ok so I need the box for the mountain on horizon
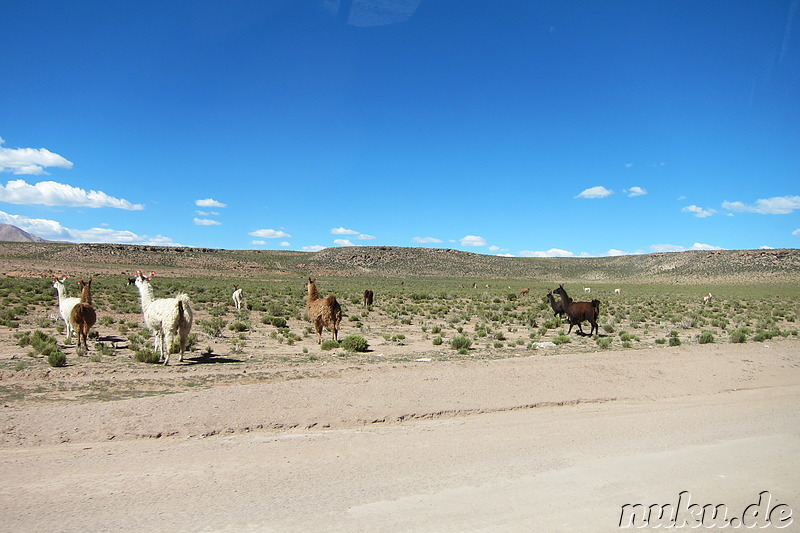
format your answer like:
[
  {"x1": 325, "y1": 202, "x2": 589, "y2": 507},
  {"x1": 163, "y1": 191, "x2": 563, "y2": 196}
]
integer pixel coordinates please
[{"x1": 0, "y1": 224, "x2": 49, "y2": 243}]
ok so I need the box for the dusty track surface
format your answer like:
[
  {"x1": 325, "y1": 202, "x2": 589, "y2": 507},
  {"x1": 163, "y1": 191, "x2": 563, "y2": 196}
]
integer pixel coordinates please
[{"x1": 2, "y1": 339, "x2": 799, "y2": 532}]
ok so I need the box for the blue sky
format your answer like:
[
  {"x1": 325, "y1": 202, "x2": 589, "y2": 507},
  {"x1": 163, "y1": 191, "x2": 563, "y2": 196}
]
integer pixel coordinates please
[{"x1": 1, "y1": 0, "x2": 798, "y2": 257}]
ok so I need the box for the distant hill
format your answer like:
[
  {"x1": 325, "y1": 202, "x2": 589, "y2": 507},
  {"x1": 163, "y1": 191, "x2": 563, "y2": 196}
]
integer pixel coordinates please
[
  {"x1": 0, "y1": 242, "x2": 798, "y2": 284},
  {"x1": 0, "y1": 224, "x2": 49, "y2": 243}
]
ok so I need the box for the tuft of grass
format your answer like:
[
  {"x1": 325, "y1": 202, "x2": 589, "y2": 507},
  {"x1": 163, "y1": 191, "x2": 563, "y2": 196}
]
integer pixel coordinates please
[
  {"x1": 47, "y1": 350, "x2": 67, "y2": 367},
  {"x1": 552, "y1": 333, "x2": 571, "y2": 345},
  {"x1": 450, "y1": 336, "x2": 472, "y2": 351},
  {"x1": 729, "y1": 329, "x2": 747, "y2": 343},
  {"x1": 320, "y1": 340, "x2": 340, "y2": 351},
  {"x1": 341, "y1": 335, "x2": 369, "y2": 352},
  {"x1": 698, "y1": 331, "x2": 715, "y2": 344},
  {"x1": 134, "y1": 348, "x2": 161, "y2": 364}
]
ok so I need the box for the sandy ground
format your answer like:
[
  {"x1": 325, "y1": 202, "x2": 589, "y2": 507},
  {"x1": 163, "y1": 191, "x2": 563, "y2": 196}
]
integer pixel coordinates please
[{"x1": 1, "y1": 338, "x2": 799, "y2": 532}]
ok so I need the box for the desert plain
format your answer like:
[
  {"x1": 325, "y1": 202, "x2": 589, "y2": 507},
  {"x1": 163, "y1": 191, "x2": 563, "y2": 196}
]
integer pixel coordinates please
[{"x1": 0, "y1": 244, "x2": 798, "y2": 532}]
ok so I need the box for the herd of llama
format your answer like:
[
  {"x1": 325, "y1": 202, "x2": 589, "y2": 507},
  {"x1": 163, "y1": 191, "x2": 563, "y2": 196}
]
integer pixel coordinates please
[
  {"x1": 49, "y1": 272, "x2": 348, "y2": 365},
  {"x1": 47, "y1": 271, "x2": 671, "y2": 365}
]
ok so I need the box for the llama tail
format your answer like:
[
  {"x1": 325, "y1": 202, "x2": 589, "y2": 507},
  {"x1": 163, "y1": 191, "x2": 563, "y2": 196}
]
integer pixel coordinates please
[
  {"x1": 175, "y1": 294, "x2": 193, "y2": 328},
  {"x1": 591, "y1": 299, "x2": 600, "y2": 310}
]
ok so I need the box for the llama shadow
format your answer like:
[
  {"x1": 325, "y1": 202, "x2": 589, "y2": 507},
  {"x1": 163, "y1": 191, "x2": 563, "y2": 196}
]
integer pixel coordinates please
[{"x1": 182, "y1": 352, "x2": 243, "y2": 365}]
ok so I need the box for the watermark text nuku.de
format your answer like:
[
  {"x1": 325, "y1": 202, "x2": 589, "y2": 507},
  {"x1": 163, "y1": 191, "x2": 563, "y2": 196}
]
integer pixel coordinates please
[{"x1": 619, "y1": 491, "x2": 793, "y2": 529}]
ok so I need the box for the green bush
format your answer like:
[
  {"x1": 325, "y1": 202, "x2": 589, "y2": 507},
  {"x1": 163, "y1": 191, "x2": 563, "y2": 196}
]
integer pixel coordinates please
[
  {"x1": 199, "y1": 317, "x2": 226, "y2": 337},
  {"x1": 698, "y1": 331, "x2": 715, "y2": 344},
  {"x1": 450, "y1": 336, "x2": 472, "y2": 351},
  {"x1": 432, "y1": 336, "x2": 443, "y2": 346},
  {"x1": 269, "y1": 316, "x2": 287, "y2": 328},
  {"x1": 596, "y1": 337, "x2": 612, "y2": 349},
  {"x1": 341, "y1": 335, "x2": 369, "y2": 352},
  {"x1": 320, "y1": 340, "x2": 340, "y2": 351},
  {"x1": 229, "y1": 321, "x2": 249, "y2": 333},
  {"x1": 134, "y1": 348, "x2": 161, "y2": 364},
  {"x1": 552, "y1": 333, "x2": 571, "y2": 345},
  {"x1": 729, "y1": 329, "x2": 748, "y2": 343},
  {"x1": 47, "y1": 350, "x2": 67, "y2": 367},
  {"x1": 668, "y1": 335, "x2": 681, "y2": 347}
]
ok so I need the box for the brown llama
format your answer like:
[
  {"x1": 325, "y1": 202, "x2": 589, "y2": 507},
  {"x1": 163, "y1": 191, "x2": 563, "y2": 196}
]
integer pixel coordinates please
[
  {"x1": 306, "y1": 277, "x2": 342, "y2": 344},
  {"x1": 553, "y1": 284, "x2": 600, "y2": 336},
  {"x1": 363, "y1": 289, "x2": 374, "y2": 307},
  {"x1": 546, "y1": 289, "x2": 566, "y2": 318},
  {"x1": 518, "y1": 288, "x2": 530, "y2": 297},
  {"x1": 70, "y1": 279, "x2": 97, "y2": 352}
]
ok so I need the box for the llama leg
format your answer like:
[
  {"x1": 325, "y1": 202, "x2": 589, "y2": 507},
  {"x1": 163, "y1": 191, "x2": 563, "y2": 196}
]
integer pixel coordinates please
[{"x1": 177, "y1": 333, "x2": 186, "y2": 362}]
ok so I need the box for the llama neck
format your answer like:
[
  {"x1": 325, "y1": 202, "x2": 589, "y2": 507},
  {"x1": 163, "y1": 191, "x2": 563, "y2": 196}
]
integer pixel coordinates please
[
  {"x1": 136, "y1": 282, "x2": 155, "y2": 309},
  {"x1": 54, "y1": 282, "x2": 67, "y2": 302},
  {"x1": 80, "y1": 285, "x2": 92, "y2": 305},
  {"x1": 307, "y1": 283, "x2": 319, "y2": 303}
]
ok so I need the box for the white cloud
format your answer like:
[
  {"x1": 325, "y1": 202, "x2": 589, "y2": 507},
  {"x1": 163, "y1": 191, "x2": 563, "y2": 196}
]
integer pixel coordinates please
[
  {"x1": 303, "y1": 245, "x2": 326, "y2": 252},
  {"x1": 412, "y1": 236, "x2": 443, "y2": 244},
  {"x1": 0, "y1": 179, "x2": 144, "y2": 210},
  {"x1": 722, "y1": 196, "x2": 800, "y2": 215},
  {"x1": 358, "y1": 233, "x2": 376, "y2": 240},
  {"x1": 650, "y1": 242, "x2": 724, "y2": 253},
  {"x1": 496, "y1": 253, "x2": 515, "y2": 257},
  {"x1": 460, "y1": 235, "x2": 487, "y2": 247},
  {"x1": 682, "y1": 205, "x2": 716, "y2": 218},
  {"x1": 194, "y1": 218, "x2": 221, "y2": 226},
  {"x1": 249, "y1": 228, "x2": 291, "y2": 238},
  {"x1": 195, "y1": 210, "x2": 219, "y2": 216},
  {"x1": 334, "y1": 238, "x2": 355, "y2": 246},
  {"x1": 575, "y1": 186, "x2": 613, "y2": 199},
  {"x1": 331, "y1": 227, "x2": 359, "y2": 235},
  {"x1": 279, "y1": 241, "x2": 290, "y2": 247},
  {"x1": 251, "y1": 240, "x2": 266, "y2": 245},
  {"x1": 519, "y1": 248, "x2": 574, "y2": 258},
  {"x1": 625, "y1": 163, "x2": 634, "y2": 168},
  {"x1": 690, "y1": 242, "x2": 724, "y2": 251},
  {"x1": 195, "y1": 198, "x2": 227, "y2": 208},
  {"x1": 0, "y1": 139, "x2": 73, "y2": 175},
  {"x1": 651, "y1": 244, "x2": 685, "y2": 253},
  {"x1": 625, "y1": 186, "x2": 647, "y2": 197},
  {"x1": 606, "y1": 249, "x2": 629, "y2": 256},
  {"x1": 488, "y1": 245, "x2": 507, "y2": 253},
  {"x1": 0, "y1": 209, "x2": 179, "y2": 245},
  {"x1": 793, "y1": 229, "x2": 800, "y2": 237}
]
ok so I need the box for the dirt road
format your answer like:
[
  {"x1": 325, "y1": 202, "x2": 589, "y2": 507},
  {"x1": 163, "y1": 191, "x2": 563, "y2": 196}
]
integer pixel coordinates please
[{"x1": 2, "y1": 340, "x2": 799, "y2": 532}]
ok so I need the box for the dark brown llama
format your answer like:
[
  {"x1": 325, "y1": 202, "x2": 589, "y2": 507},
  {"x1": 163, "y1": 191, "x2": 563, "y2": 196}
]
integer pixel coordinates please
[
  {"x1": 546, "y1": 289, "x2": 566, "y2": 318},
  {"x1": 70, "y1": 279, "x2": 97, "y2": 351},
  {"x1": 363, "y1": 289, "x2": 374, "y2": 307},
  {"x1": 306, "y1": 277, "x2": 342, "y2": 344},
  {"x1": 518, "y1": 288, "x2": 530, "y2": 297},
  {"x1": 552, "y1": 284, "x2": 600, "y2": 336}
]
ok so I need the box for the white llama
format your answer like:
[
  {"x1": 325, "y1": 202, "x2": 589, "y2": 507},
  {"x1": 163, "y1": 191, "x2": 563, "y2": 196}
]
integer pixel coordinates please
[
  {"x1": 130, "y1": 271, "x2": 194, "y2": 365},
  {"x1": 52, "y1": 276, "x2": 81, "y2": 342},
  {"x1": 232, "y1": 284, "x2": 243, "y2": 311}
]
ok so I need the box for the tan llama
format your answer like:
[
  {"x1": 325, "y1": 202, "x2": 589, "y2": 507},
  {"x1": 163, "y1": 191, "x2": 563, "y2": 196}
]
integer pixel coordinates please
[{"x1": 306, "y1": 277, "x2": 342, "y2": 344}]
